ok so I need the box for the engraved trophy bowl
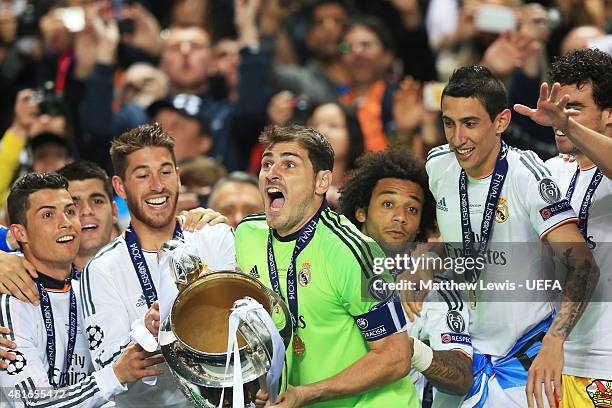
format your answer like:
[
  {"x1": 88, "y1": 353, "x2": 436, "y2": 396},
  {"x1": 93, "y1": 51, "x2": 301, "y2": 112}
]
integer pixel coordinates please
[{"x1": 159, "y1": 245, "x2": 292, "y2": 408}]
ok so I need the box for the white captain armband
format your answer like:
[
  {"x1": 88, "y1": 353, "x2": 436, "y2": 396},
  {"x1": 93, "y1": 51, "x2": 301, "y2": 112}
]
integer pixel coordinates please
[{"x1": 353, "y1": 300, "x2": 406, "y2": 342}]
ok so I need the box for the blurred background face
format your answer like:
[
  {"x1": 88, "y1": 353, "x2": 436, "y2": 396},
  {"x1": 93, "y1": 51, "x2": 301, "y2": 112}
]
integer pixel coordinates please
[
  {"x1": 153, "y1": 107, "x2": 210, "y2": 162},
  {"x1": 32, "y1": 144, "x2": 71, "y2": 173},
  {"x1": 309, "y1": 103, "x2": 349, "y2": 161},
  {"x1": 307, "y1": 3, "x2": 348, "y2": 59},
  {"x1": 30, "y1": 114, "x2": 66, "y2": 137},
  {"x1": 560, "y1": 26, "x2": 605, "y2": 56},
  {"x1": 209, "y1": 181, "x2": 263, "y2": 228},
  {"x1": 121, "y1": 64, "x2": 169, "y2": 108},
  {"x1": 171, "y1": 0, "x2": 209, "y2": 27},
  {"x1": 342, "y1": 25, "x2": 393, "y2": 86},
  {"x1": 211, "y1": 39, "x2": 240, "y2": 90},
  {"x1": 160, "y1": 26, "x2": 211, "y2": 91}
]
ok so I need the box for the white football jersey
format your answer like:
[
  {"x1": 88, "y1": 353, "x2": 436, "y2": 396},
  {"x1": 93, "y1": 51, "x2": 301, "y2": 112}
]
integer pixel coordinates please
[
  {"x1": 427, "y1": 145, "x2": 577, "y2": 358},
  {"x1": 407, "y1": 275, "x2": 472, "y2": 408},
  {"x1": 0, "y1": 280, "x2": 126, "y2": 407},
  {"x1": 80, "y1": 223, "x2": 236, "y2": 408},
  {"x1": 546, "y1": 157, "x2": 612, "y2": 379}
]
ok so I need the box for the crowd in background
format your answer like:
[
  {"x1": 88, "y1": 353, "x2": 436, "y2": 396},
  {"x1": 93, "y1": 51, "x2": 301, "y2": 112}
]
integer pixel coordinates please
[{"x1": 0, "y1": 0, "x2": 611, "y2": 226}]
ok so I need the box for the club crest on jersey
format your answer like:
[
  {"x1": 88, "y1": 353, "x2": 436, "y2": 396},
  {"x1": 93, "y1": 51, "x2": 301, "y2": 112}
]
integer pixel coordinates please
[
  {"x1": 538, "y1": 178, "x2": 561, "y2": 204},
  {"x1": 586, "y1": 379, "x2": 612, "y2": 407},
  {"x1": 446, "y1": 310, "x2": 465, "y2": 333},
  {"x1": 298, "y1": 261, "x2": 311, "y2": 286},
  {"x1": 495, "y1": 196, "x2": 509, "y2": 223}
]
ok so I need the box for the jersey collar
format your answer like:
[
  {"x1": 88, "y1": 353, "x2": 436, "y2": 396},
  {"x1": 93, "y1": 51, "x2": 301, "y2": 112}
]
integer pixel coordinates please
[{"x1": 36, "y1": 272, "x2": 72, "y2": 292}]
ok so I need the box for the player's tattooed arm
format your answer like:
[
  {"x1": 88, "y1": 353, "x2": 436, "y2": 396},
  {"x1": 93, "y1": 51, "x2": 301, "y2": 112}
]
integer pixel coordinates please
[
  {"x1": 526, "y1": 228, "x2": 599, "y2": 408},
  {"x1": 549, "y1": 245, "x2": 599, "y2": 339},
  {"x1": 423, "y1": 350, "x2": 473, "y2": 395}
]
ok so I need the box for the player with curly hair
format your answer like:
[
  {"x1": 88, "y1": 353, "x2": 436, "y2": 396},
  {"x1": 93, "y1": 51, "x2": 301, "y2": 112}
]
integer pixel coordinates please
[
  {"x1": 515, "y1": 48, "x2": 612, "y2": 408},
  {"x1": 339, "y1": 149, "x2": 474, "y2": 407},
  {"x1": 338, "y1": 148, "x2": 436, "y2": 244}
]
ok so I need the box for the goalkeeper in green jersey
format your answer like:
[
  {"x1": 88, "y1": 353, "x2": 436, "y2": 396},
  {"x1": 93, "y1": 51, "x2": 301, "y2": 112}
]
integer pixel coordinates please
[{"x1": 235, "y1": 125, "x2": 420, "y2": 408}]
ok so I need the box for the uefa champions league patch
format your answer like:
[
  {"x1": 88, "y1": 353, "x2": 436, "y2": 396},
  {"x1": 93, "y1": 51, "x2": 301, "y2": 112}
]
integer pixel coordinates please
[
  {"x1": 445, "y1": 310, "x2": 466, "y2": 333},
  {"x1": 5, "y1": 350, "x2": 26, "y2": 375},
  {"x1": 539, "y1": 199, "x2": 573, "y2": 221},
  {"x1": 86, "y1": 325, "x2": 104, "y2": 351},
  {"x1": 538, "y1": 178, "x2": 562, "y2": 204},
  {"x1": 441, "y1": 333, "x2": 472, "y2": 346}
]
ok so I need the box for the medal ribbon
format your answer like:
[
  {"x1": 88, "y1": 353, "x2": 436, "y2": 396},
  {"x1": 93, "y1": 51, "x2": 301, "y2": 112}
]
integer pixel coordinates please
[
  {"x1": 267, "y1": 211, "x2": 321, "y2": 331},
  {"x1": 459, "y1": 141, "x2": 509, "y2": 284},
  {"x1": 36, "y1": 266, "x2": 78, "y2": 388},
  {"x1": 125, "y1": 220, "x2": 183, "y2": 308},
  {"x1": 565, "y1": 166, "x2": 603, "y2": 239}
]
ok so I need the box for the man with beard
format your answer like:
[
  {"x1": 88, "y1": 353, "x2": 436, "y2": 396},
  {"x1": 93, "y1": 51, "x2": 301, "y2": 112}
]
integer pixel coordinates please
[
  {"x1": 0, "y1": 173, "x2": 164, "y2": 407},
  {"x1": 339, "y1": 149, "x2": 473, "y2": 407},
  {"x1": 80, "y1": 124, "x2": 236, "y2": 407},
  {"x1": 0, "y1": 160, "x2": 225, "y2": 305},
  {"x1": 236, "y1": 125, "x2": 419, "y2": 407},
  {"x1": 514, "y1": 48, "x2": 612, "y2": 408}
]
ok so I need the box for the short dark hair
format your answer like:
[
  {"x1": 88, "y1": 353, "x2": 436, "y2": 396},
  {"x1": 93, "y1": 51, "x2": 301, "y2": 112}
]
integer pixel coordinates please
[
  {"x1": 7, "y1": 173, "x2": 69, "y2": 226},
  {"x1": 310, "y1": 0, "x2": 353, "y2": 18},
  {"x1": 342, "y1": 15, "x2": 395, "y2": 53},
  {"x1": 110, "y1": 123, "x2": 176, "y2": 179},
  {"x1": 549, "y1": 48, "x2": 612, "y2": 110},
  {"x1": 58, "y1": 160, "x2": 114, "y2": 201},
  {"x1": 443, "y1": 66, "x2": 508, "y2": 121},
  {"x1": 259, "y1": 125, "x2": 335, "y2": 174},
  {"x1": 338, "y1": 149, "x2": 436, "y2": 242},
  {"x1": 29, "y1": 133, "x2": 72, "y2": 157}
]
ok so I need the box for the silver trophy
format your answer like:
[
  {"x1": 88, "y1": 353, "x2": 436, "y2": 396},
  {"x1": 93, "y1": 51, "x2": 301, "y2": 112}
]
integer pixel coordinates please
[{"x1": 158, "y1": 240, "x2": 292, "y2": 408}]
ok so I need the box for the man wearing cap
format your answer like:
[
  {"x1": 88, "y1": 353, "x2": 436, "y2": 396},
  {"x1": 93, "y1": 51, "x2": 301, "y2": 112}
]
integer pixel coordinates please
[{"x1": 147, "y1": 94, "x2": 212, "y2": 163}]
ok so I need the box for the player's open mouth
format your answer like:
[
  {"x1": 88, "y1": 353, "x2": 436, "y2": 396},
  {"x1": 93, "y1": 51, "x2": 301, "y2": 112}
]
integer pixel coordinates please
[
  {"x1": 56, "y1": 235, "x2": 76, "y2": 244},
  {"x1": 81, "y1": 223, "x2": 98, "y2": 232},
  {"x1": 267, "y1": 187, "x2": 285, "y2": 211},
  {"x1": 455, "y1": 147, "x2": 475, "y2": 159},
  {"x1": 555, "y1": 130, "x2": 567, "y2": 139}
]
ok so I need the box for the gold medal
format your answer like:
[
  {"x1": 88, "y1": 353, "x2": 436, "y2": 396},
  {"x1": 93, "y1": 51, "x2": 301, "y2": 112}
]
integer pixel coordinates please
[
  {"x1": 292, "y1": 334, "x2": 305, "y2": 356},
  {"x1": 469, "y1": 289, "x2": 477, "y2": 310}
]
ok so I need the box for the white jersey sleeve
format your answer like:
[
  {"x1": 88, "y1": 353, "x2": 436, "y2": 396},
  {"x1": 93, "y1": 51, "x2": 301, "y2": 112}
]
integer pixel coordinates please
[
  {"x1": 513, "y1": 150, "x2": 578, "y2": 238},
  {"x1": 80, "y1": 241, "x2": 132, "y2": 370},
  {"x1": 426, "y1": 145, "x2": 454, "y2": 202},
  {"x1": 417, "y1": 277, "x2": 472, "y2": 356},
  {"x1": 0, "y1": 295, "x2": 125, "y2": 407},
  {"x1": 184, "y1": 223, "x2": 237, "y2": 272}
]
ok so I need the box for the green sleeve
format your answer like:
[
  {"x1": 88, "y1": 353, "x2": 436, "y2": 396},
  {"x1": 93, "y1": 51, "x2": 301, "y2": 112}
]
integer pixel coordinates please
[{"x1": 330, "y1": 238, "x2": 393, "y2": 317}]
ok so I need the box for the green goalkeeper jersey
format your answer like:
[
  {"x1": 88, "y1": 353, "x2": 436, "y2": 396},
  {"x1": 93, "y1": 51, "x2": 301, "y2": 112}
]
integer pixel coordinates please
[{"x1": 235, "y1": 207, "x2": 419, "y2": 408}]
